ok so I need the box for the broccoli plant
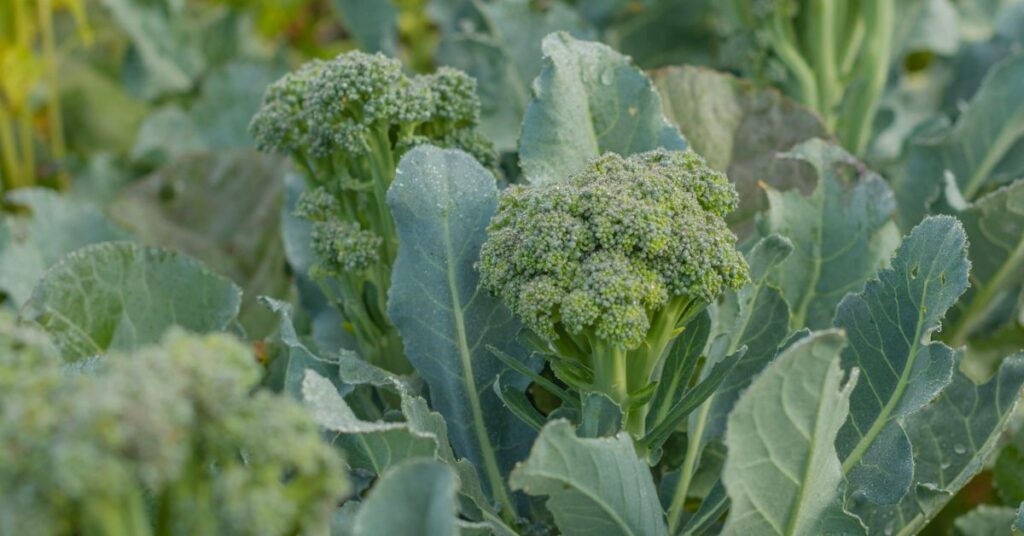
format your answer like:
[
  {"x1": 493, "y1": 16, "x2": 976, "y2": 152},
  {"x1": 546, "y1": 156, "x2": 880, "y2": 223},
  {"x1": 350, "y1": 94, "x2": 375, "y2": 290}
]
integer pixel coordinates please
[
  {"x1": 250, "y1": 51, "x2": 496, "y2": 373},
  {"x1": 716, "y1": 0, "x2": 893, "y2": 155},
  {"x1": 0, "y1": 319, "x2": 347, "y2": 536},
  {"x1": 478, "y1": 149, "x2": 749, "y2": 437}
]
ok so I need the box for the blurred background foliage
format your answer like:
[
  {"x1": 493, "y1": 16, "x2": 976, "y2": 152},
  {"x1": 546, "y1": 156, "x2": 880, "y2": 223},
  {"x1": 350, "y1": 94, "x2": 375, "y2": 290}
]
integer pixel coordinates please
[{"x1": 1, "y1": 2, "x2": 1023, "y2": 533}]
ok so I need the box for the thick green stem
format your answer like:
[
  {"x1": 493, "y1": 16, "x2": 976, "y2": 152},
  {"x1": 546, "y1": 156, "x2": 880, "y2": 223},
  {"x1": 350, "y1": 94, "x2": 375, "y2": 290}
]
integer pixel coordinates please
[
  {"x1": 809, "y1": 0, "x2": 840, "y2": 127},
  {"x1": 768, "y1": 9, "x2": 820, "y2": 112},
  {"x1": 838, "y1": 0, "x2": 893, "y2": 155},
  {"x1": 593, "y1": 339, "x2": 629, "y2": 407}
]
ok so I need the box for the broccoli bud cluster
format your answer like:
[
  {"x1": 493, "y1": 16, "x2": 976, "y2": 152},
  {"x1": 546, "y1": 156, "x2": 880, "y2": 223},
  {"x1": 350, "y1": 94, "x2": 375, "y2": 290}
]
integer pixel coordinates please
[
  {"x1": 250, "y1": 51, "x2": 496, "y2": 175},
  {"x1": 479, "y1": 149, "x2": 748, "y2": 349},
  {"x1": 250, "y1": 51, "x2": 497, "y2": 374},
  {"x1": 0, "y1": 319, "x2": 347, "y2": 535}
]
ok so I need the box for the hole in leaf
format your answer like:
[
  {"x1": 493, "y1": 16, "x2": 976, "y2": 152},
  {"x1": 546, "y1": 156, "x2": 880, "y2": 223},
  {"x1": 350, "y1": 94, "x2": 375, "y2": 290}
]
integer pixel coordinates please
[{"x1": 910, "y1": 265, "x2": 919, "y2": 279}]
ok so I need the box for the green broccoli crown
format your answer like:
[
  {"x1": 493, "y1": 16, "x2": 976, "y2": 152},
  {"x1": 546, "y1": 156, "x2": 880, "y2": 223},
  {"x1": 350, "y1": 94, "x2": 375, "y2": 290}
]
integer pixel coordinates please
[
  {"x1": 0, "y1": 325, "x2": 347, "y2": 535},
  {"x1": 250, "y1": 50, "x2": 491, "y2": 163},
  {"x1": 478, "y1": 149, "x2": 749, "y2": 348}
]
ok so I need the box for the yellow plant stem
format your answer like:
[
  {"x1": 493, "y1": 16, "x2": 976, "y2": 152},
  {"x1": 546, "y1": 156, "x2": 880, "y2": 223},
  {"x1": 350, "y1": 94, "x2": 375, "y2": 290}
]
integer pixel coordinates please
[
  {"x1": 17, "y1": 107, "x2": 34, "y2": 186},
  {"x1": 38, "y1": 0, "x2": 69, "y2": 188},
  {"x1": 0, "y1": 105, "x2": 24, "y2": 188}
]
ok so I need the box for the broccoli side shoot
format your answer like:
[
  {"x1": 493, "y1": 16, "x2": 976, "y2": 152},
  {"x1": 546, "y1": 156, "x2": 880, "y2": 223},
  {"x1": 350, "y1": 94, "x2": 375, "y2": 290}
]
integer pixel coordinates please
[
  {"x1": 0, "y1": 321, "x2": 347, "y2": 536},
  {"x1": 250, "y1": 51, "x2": 496, "y2": 374},
  {"x1": 478, "y1": 149, "x2": 748, "y2": 436}
]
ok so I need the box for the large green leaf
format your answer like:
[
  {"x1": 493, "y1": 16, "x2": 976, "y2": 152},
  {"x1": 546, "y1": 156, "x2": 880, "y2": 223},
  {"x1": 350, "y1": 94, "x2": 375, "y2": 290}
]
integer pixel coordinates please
[
  {"x1": 946, "y1": 179, "x2": 1024, "y2": 345},
  {"x1": 435, "y1": 0, "x2": 594, "y2": 151},
  {"x1": 701, "y1": 234, "x2": 794, "y2": 448},
  {"x1": 854, "y1": 353, "x2": 1024, "y2": 534},
  {"x1": 896, "y1": 53, "x2": 1024, "y2": 225},
  {"x1": 387, "y1": 146, "x2": 537, "y2": 506},
  {"x1": 261, "y1": 298, "x2": 347, "y2": 400},
  {"x1": 111, "y1": 151, "x2": 291, "y2": 338},
  {"x1": 330, "y1": 351, "x2": 498, "y2": 527},
  {"x1": 995, "y1": 428, "x2": 1024, "y2": 505},
  {"x1": 761, "y1": 139, "x2": 901, "y2": 329},
  {"x1": 331, "y1": 0, "x2": 397, "y2": 54},
  {"x1": 131, "y1": 61, "x2": 281, "y2": 164},
  {"x1": 518, "y1": 32, "x2": 686, "y2": 184},
  {"x1": 301, "y1": 370, "x2": 438, "y2": 476},
  {"x1": 99, "y1": 0, "x2": 206, "y2": 97},
  {"x1": 650, "y1": 66, "x2": 828, "y2": 233},
  {"x1": 0, "y1": 189, "x2": 128, "y2": 307},
  {"x1": 602, "y1": 0, "x2": 716, "y2": 69},
  {"x1": 23, "y1": 242, "x2": 241, "y2": 360},
  {"x1": 510, "y1": 419, "x2": 668, "y2": 536},
  {"x1": 955, "y1": 506, "x2": 1021, "y2": 536},
  {"x1": 722, "y1": 330, "x2": 863, "y2": 536},
  {"x1": 835, "y1": 216, "x2": 969, "y2": 504},
  {"x1": 352, "y1": 460, "x2": 460, "y2": 536},
  {"x1": 662, "y1": 237, "x2": 796, "y2": 533}
]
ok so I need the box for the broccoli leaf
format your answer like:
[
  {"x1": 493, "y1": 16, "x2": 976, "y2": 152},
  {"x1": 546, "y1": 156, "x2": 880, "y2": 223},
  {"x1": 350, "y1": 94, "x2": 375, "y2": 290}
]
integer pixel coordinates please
[
  {"x1": 436, "y1": 0, "x2": 595, "y2": 151},
  {"x1": 762, "y1": 139, "x2": 901, "y2": 329},
  {"x1": 261, "y1": 298, "x2": 348, "y2": 400},
  {"x1": 834, "y1": 216, "x2": 968, "y2": 505},
  {"x1": 721, "y1": 330, "x2": 864, "y2": 536},
  {"x1": 331, "y1": 0, "x2": 398, "y2": 55},
  {"x1": 954, "y1": 506, "x2": 1021, "y2": 536},
  {"x1": 519, "y1": 32, "x2": 686, "y2": 184},
  {"x1": 854, "y1": 352, "x2": 1024, "y2": 534},
  {"x1": 895, "y1": 53, "x2": 1024, "y2": 226},
  {"x1": 650, "y1": 66, "x2": 827, "y2": 234},
  {"x1": 111, "y1": 151, "x2": 291, "y2": 338},
  {"x1": 301, "y1": 370, "x2": 439, "y2": 476},
  {"x1": 995, "y1": 427, "x2": 1024, "y2": 505},
  {"x1": 24, "y1": 242, "x2": 241, "y2": 360},
  {"x1": 946, "y1": 179, "x2": 1024, "y2": 345},
  {"x1": 0, "y1": 188, "x2": 128, "y2": 307},
  {"x1": 352, "y1": 460, "x2": 460, "y2": 536},
  {"x1": 387, "y1": 146, "x2": 538, "y2": 508},
  {"x1": 510, "y1": 419, "x2": 668, "y2": 536},
  {"x1": 700, "y1": 234, "x2": 794, "y2": 449}
]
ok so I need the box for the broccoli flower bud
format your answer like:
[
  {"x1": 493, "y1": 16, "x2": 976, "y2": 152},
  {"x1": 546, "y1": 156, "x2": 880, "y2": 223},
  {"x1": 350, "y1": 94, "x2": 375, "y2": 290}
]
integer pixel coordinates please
[{"x1": 478, "y1": 149, "x2": 748, "y2": 435}]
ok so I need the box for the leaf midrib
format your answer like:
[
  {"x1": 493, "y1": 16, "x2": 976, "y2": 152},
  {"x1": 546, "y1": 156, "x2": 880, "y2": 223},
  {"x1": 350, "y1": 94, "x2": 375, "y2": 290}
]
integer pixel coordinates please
[
  {"x1": 440, "y1": 197, "x2": 511, "y2": 512},
  {"x1": 841, "y1": 261, "x2": 933, "y2": 475}
]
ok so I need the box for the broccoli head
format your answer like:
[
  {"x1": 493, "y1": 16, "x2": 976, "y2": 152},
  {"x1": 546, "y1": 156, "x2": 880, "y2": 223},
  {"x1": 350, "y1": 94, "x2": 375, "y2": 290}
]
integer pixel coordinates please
[
  {"x1": 250, "y1": 51, "x2": 497, "y2": 374},
  {"x1": 478, "y1": 149, "x2": 748, "y2": 434},
  {"x1": 0, "y1": 321, "x2": 347, "y2": 536}
]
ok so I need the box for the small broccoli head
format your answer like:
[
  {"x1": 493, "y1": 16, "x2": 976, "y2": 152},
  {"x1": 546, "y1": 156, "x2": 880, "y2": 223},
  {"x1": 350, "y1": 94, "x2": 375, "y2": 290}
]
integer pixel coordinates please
[
  {"x1": 478, "y1": 149, "x2": 749, "y2": 350},
  {"x1": 0, "y1": 325, "x2": 347, "y2": 535},
  {"x1": 249, "y1": 50, "x2": 494, "y2": 167},
  {"x1": 297, "y1": 187, "x2": 383, "y2": 276}
]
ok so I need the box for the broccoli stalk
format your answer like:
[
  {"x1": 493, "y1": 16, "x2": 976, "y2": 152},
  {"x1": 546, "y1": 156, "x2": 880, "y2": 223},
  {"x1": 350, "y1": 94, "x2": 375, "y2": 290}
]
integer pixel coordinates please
[
  {"x1": 478, "y1": 150, "x2": 749, "y2": 437},
  {"x1": 719, "y1": 0, "x2": 894, "y2": 155},
  {"x1": 250, "y1": 52, "x2": 496, "y2": 373},
  {"x1": 0, "y1": 321, "x2": 348, "y2": 536}
]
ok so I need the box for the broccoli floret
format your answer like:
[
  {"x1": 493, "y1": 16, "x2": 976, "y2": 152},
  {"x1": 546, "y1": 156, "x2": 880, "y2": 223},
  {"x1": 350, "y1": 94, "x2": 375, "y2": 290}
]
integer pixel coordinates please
[
  {"x1": 478, "y1": 149, "x2": 748, "y2": 435},
  {"x1": 0, "y1": 320, "x2": 347, "y2": 536},
  {"x1": 250, "y1": 51, "x2": 497, "y2": 374}
]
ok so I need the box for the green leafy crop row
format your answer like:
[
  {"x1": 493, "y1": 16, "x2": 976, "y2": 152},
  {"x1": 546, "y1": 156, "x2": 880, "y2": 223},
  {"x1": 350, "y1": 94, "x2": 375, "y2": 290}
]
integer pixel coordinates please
[{"x1": 2, "y1": 1, "x2": 1024, "y2": 535}]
